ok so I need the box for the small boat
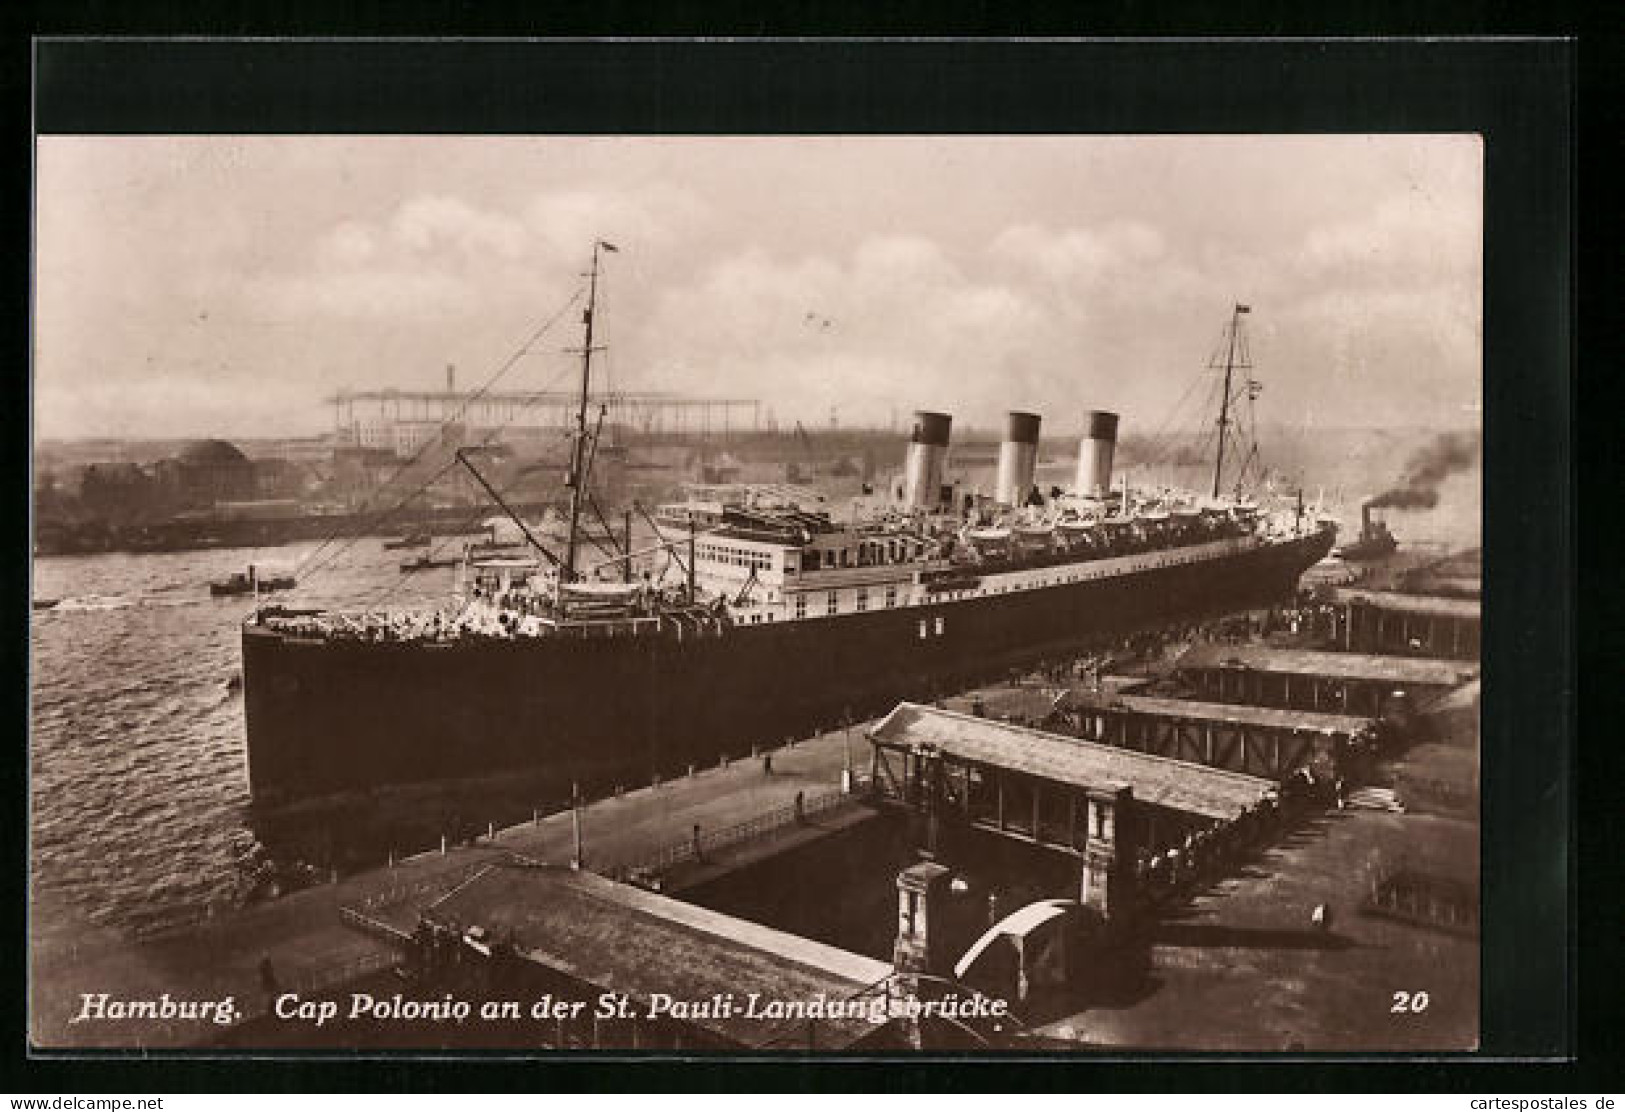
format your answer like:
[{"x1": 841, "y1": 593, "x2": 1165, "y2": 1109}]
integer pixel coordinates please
[
  {"x1": 32, "y1": 597, "x2": 60, "y2": 611},
  {"x1": 383, "y1": 533, "x2": 431, "y2": 550},
  {"x1": 400, "y1": 554, "x2": 459, "y2": 573},
  {"x1": 210, "y1": 566, "x2": 296, "y2": 597},
  {"x1": 468, "y1": 540, "x2": 526, "y2": 559}
]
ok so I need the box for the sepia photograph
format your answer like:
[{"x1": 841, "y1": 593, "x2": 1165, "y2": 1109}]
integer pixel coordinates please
[{"x1": 31, "y1": 131, "x2": 1486, "y2": 1054}]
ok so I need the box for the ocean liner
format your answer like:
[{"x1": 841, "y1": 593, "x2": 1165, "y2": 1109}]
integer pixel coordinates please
[{"x1": 241, "y1": 245, "x2": 1336, "y2": 804}]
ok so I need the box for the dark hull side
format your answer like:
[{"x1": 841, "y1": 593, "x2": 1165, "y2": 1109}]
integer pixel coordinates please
[{"x1": 242, "y1": 531, "x2": 1333, "y2": 804}]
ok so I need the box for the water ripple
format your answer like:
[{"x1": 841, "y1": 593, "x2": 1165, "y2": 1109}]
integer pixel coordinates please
[{"x1": 32, "y1": 541, "x2": 454, "y2": 937}]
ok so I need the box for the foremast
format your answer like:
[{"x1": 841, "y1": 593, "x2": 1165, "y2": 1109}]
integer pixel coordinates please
[{"x1": 560, "y1": 240, "x2": 618, "y2": 603}]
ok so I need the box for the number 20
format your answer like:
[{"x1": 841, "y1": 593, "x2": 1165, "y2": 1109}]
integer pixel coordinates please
[{"x1": 1391, "y1": 990, "x2": 1430, "y2": 1013}]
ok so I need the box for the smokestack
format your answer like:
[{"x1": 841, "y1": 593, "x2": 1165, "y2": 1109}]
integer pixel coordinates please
[
  {"x1": 903, "y1": 411, "x2": 953, "y2": 509},
  {"x1": 1076, "y1": 410, "x2": 1120, "y2": 497},
  {"x1": 1362, "y1": 502, "x2": 1373, "y2": 539},
  {"x1": 995, "y1": 411, "x2": 1042, "y2": 506},
  {"x1": 446, "y1": 363, "x2": 456, "y2": 394}
]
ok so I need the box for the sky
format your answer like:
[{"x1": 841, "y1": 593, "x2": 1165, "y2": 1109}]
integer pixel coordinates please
[{"x1": 33, "y1": 135, "x2": 1482, "y2": 442}]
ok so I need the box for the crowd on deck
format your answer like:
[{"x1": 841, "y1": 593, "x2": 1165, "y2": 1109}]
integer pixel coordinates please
[
  {"x1": 255, "y1": 582, "x2": 712, "y2": 643},
  {"x1": 258, "y1": 605, "x2": 519, "y2": 643}
]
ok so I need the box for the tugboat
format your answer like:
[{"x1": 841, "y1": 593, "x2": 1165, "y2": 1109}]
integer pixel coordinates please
[
  {"x1": 211, "y1": 565, "x2": 296, "y2": 597},
  {"x1": 399, "y1": 552, "x2": 460, "y2": 573},
  {"x1": 1332, "y1": 504, "x2": 1399, "y2": 561}
]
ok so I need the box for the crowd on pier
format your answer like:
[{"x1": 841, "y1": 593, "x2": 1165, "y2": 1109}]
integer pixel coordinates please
[{"x1": 1134, "y1": 767, "x2": 1341, "y2": 906}]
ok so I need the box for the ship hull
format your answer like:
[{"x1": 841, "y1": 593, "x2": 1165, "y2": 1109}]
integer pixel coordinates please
[{"x1": 242, "y1": 530, "x2": 1333, "y2": 804}]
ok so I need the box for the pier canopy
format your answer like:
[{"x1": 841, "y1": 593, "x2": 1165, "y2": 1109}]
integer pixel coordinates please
[
  {"x1": 1177, "y1": 643, "x2": 1477, "y2": 688},
  {"x1": 1090, "y1": 693, "x2": 1373, "y2": 737},
  {"x1": 868, "y1": 704, "x2": 1276, "y2": 922},
  {"x1": 1333, "y1": 589, "x2": 1481, "y2": 620},
  {"x1": 869, "y1": 703, "x2": 1272, "y2": 822},
  {"x1": 1174, "y1": 642, "x2": 1477, "y2": 718},
  {"x1": 426, "y1": 864, "x2": 889, "y2": 1049},
  {"x1": 1330, "y1": 588, "x2": 1481, "y2": 660},
  {"x1": 1060, "y1": 693, "x2": 1375, "y2": 782}
]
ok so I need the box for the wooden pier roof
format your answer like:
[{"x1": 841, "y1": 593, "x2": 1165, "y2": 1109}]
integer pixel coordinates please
[
  {"x1": 429, "y1": 864, "x2": 889, "y2": 1049},
  {"x1": 869, "y1": 704, "x2": 1274, "y2": 820},
  {"x1": 1333, "y1": 588, "x2": 1481, "y2": 619},
  {"x1": 1085, "y1": 693, "x2": 1374, "y2": 736}
]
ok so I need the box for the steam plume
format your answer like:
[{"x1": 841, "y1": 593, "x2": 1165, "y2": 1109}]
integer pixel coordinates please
[{"x1": 1366, "y1": 430, "x2": 1481, "y2": 511}]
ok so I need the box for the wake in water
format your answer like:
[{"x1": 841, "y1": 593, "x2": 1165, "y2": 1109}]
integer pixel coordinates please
[{"x1": 47, "y1": 593, "x2": 207, "y2": 613}]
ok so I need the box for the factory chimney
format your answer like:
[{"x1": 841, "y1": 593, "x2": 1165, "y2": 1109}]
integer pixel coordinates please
[
  {"x1": 995, "y1": 411, "x2": 1042, "y2": 506},
  {"x1": 902, "y1": 411, "x2": 953, "y2": 509},
  {"x1": 1075, "y1": 410, "x2": 1120, "y2": 497},
  {"x1": 446, "y1": 363, "x2": 456, "y2": 394}
]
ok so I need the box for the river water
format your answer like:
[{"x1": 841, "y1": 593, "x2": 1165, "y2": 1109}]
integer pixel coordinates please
[{"x1": 29, "y1": 538, "x2": 481, "y2": 939}]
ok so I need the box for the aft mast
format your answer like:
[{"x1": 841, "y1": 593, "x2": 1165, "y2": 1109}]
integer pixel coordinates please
[
  {"x1": 562, "y1": 240, "x2": 617, "y2": 603},
  {"x1": 1210, "y1": 303, "x2": 1251, "y2": 499}
]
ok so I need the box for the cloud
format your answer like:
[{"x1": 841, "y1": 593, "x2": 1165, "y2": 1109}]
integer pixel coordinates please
[
  {"x1": 523, "y1": 185, "x2": 710, "y2": 257},
  {"x1": 990, "y1": 220, "x2": 1167, "y2": 285},
  {"x1": 317, "y1": 221, "x2": 379, "y2": 267},
  {"x1": 247, "y1": 184, "x2": 713, "y2": 328},
  {"x1": 631, "y1": 236, "x2": 1088, "y2": 427},
  {"x1": 392, "y1": 196, "x2": 528, "y2": 259},
  {"x1": 32, "y1": 136, "x2": 1482, "y2": 440},
  {"x1": 1298, "y1": 193, "x2": 1480, "y2": 288},
  {"x1": 252, "y1": 267, "x2": 480, "y2": 321}
]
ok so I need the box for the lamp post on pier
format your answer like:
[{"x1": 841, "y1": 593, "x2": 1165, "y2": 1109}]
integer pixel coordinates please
[{"x1": 841, "y1": 708, "x2": 854, "y2": 794}]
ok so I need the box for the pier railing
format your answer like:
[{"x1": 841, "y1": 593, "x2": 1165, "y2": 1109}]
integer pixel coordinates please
[{"x1": 610, "y1": 784, "x2": 861, "y2": 884}]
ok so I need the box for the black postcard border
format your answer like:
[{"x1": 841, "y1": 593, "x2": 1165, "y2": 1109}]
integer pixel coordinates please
[{"x1": 14, "y1": 34, "x2": 1584, "y2": 1091}]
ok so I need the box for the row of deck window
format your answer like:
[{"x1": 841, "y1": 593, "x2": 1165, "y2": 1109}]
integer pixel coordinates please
[
  {"x1": 795, "y1": 537, "x2": 928, "y2": 573},
  {"x1": 790, "y1": 583, "x2": 904, "y2": 619},
  {"x1": 776, "y1": 546, "x2": 1203, "y2": 621},
  {"x1": 699, "y1": 542, "x2": 774, "y2": 571}
]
